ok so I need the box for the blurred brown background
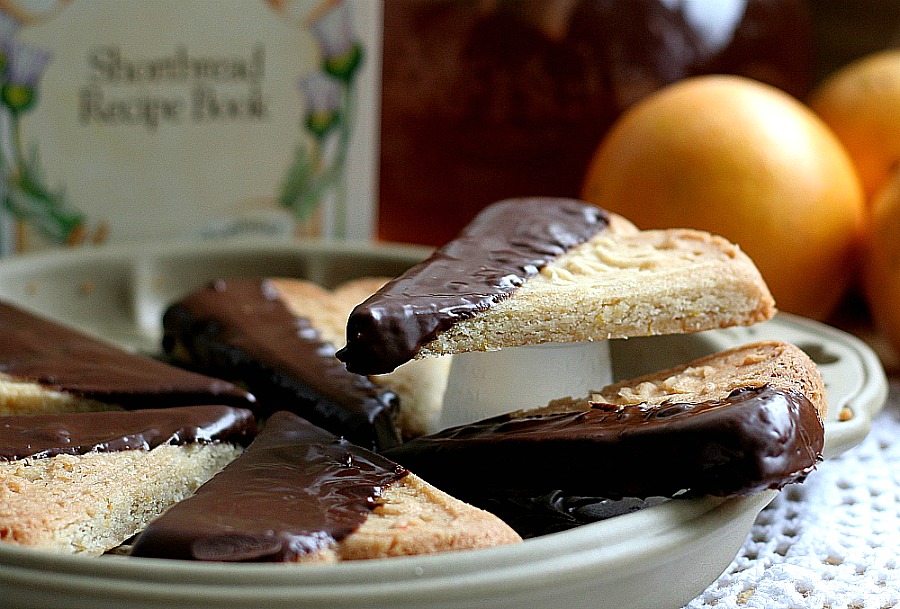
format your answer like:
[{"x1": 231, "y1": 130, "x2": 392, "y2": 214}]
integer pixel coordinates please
[{"x1": 809, "y1": 0, "x2": 899, "y2": 83}]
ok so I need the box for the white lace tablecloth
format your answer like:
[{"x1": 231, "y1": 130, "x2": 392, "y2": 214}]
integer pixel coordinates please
[{"x1": 685, "y1": 379, "x2": 900, "y2": 609}]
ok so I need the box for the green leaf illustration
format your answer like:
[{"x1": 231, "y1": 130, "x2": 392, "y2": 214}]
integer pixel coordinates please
[
  {"x1": 4, "y1": 143, "x2": 84, "y2": 244},
  {"x1": 278, "y1": 143, "x2": 319, "y2": 222}
]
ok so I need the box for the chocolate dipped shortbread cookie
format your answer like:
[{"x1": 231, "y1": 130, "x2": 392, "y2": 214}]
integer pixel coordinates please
[
  {"x1": 0, "y1": 406, "x2": 256, "y2": 555},
  {"x1": 0, "y1": 301, "x2": 254, "y2": 416},
  {"x1": 268, "y1": 277, "x2": 451, "y2": 438},
  {"x1": 337, "y1": 198, "x2": 775, "y2": 375},
  {"x1": 384, "y1": 341, "x2": 825, "y2": 500},
  {"x1": 130, "y1": 411, "x2": 520, "y2": 562},
  {"x1": 162, "y1": 278, "x2": 404, "y2": 450}
]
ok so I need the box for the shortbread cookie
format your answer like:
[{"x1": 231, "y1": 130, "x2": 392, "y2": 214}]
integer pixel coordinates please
[
  {"x1": 162, "y1": 278, "x2": 401, "y2": 450},
  {"x1": 0, "y1": 406, "x2": 256, "y2": 555},
  {"x1": 590, "y1": 340, "x2": 826, "y2": 419},
  {"x1": 130, "y1": 411, "x2": 521, "y2": 562},
  {"x1": 337, "y1": 198, "x2": 775, "y2": 375},
  {"x1": 384, "y1": 341, "x2": 825, "y2": 500},
  {"x1": 269, "y1": 277, "x2": 451, "y2": 438},
  {"x1": 0, "y1": 300, "x2": 254, "y2": 416}
]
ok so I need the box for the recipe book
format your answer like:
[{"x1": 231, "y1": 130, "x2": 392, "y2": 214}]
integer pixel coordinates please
[{"x1": 0, "y1": 0, "x2": 381, "y2": 255}]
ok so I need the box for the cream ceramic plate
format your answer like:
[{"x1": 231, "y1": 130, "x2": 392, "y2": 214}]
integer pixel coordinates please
[{"x1": 0, "y1": 239, "x2": 888, "y2": 609}]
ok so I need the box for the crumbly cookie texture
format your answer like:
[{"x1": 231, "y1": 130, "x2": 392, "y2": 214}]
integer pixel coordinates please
[
  {"x1": 0, "y1": 443, "x2": 241, "y2": 555},
  {"x1": 542, "y1": 340, "x2": 826, "y2": 420},
  {"x1": 419, "y1": 214, "x2": 776, "y2": 358},
  {"x1": 0, "y1": 374, "x2": 119, "y2": 416},
  {"x1": 293, "y1": 473, "x2": 521, "y2": 563},
  {"x1": 270, "y1": 278, "x2": 450, "y2": 437}
]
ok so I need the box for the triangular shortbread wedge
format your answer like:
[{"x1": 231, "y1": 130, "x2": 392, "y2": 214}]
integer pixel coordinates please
[
  {"x1": 337, "y1": 198, "x2": 775, "y2": 375},
  {"x1": 162, "y1": 278, "x2": 405, "y2": 450},
  {"x1": 0, "y1": 300, "x2": 254, "y2": 416},
  {"x1": 384, "y1": 341, "x2": 825, "y2": 500},
  {"x1": 267, "y1": 277, "x2": 451, "y2": 438},
  {"x1": 130, "y1": 411, "x2": 520, "y2": 562},
  {"x1": 0, "y1": 406, "x2": 256, "y2": 555}
]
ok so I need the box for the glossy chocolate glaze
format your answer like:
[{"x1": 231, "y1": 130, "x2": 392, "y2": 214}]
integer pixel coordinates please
[
  {"x1": 162, "y1": 278, "x2": 401, "y2": 451},
  {"x1": 337, "y1": 198, "x2": 609, "y2": 374},
  {"x1": 0, "y1": 301, "x2": 254, "y2": 409},
  {"x1": 130, "y1": 411, "x2": 408, "y2": 562},
  {"x1": 384, "y1": 385, "x2": 824, "y2": 499},
  {"x1": 0, "y1": 405, "x2": 257, "y2": 461}
]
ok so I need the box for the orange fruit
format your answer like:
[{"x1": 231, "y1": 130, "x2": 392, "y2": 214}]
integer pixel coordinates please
[
  {"x1": 581, "y1": 75, "x2": 866, "y2": 320},
  {"x1": 863, "y1": 169, "x2": 900, "y2": 355},
  {"x1": 809, "y1": 49, "x2": 900, "y2": 202}
]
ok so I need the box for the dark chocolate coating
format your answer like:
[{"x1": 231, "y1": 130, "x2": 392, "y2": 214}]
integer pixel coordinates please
[
  {"x1": 0, "y1": 301, "x2": 254, "y2": 409},
  {"x1": 470, "y1": 491, "x2": 669, "y2": 539},
  {"x1": 0, "y1": 406, "x2": 257, "y2": 461},
  {"x1": 336, "y1": 198, "x2": 610, "y2": 374},
  {"x1": 384, "y1": 385, "x2": 824, "y2": 499},
  {"x1": 162, "y1": 278, "x2": 401, "y2": 451},
  {"x1": 130, "y1": 411, "x2": 408, "y2": 562}
]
